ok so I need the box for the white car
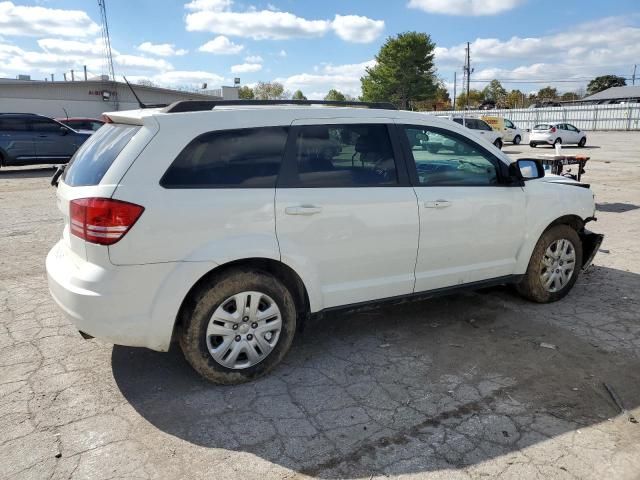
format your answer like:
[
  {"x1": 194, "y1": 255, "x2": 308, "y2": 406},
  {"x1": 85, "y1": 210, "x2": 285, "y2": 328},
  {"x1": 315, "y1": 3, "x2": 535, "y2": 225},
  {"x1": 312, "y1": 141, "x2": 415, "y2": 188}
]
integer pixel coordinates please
[
  {"x1": 530, "y1": 122, "x2": 587, "y2": 148},
  {"x1": 503, "y1": 118, "x2": 523, "y2": 144},
  {"x1": 451, "y1": 117, "x2": 504, "y2": 149},
  {"x1": 46, "y1": 100, "x2": 603, "y2": 384}
]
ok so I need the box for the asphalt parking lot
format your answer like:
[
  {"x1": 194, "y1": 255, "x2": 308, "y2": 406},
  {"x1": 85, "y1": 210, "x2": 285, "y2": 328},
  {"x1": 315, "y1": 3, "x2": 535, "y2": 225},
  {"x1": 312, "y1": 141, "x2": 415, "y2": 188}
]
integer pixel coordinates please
[{"x1": 1, "y1": 131, "x2": 639, "y2": 479}]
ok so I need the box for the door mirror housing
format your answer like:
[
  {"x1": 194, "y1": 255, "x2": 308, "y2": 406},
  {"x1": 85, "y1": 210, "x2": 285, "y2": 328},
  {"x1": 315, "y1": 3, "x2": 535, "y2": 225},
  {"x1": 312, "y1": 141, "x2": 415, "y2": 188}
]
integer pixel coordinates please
[
  {"x1": 59, "y1": 126, "x2": 70, "y2": 135},
  {"x1": 510, "y1": 158, "x2": 545, "y2": 180}
]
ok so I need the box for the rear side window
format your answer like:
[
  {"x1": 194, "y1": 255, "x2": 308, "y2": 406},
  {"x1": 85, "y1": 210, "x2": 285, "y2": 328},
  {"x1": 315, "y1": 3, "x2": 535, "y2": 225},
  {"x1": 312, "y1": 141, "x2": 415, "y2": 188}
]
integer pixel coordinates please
[
  {"x1": 64, "y1": 124, "x2": 140, "y2": 187},
  {"x1": 161, "y1": 127, "x2": 288, "y2": 188},
  {"x1": 0, "y1": 117, "x2": 28, "y2": 131},
  {"x1": 291, "y1": 124, "x2": 398, "y2": 187}
]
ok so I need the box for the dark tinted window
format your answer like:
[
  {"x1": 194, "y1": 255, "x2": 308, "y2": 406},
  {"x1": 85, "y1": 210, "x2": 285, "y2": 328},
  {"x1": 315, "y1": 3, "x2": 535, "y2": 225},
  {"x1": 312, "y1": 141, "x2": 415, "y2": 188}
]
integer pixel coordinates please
[
  {"x1": 31, "y1": 118, "x2": 63, "y2": 133},
  {"x1": 64, "y1": 124, "x2": 139, "y2": 186},
  {"x1": 293, "y1": 124, "x2": 398, "y2": 187},
  {"x1": 403, "y1": 126, "x2": 498, "y2": 186},
  {"x1": 477, "y1": 120, "x2": 493, "y2": 131},
  {"x1": 0, "y1": 117, "x2": 28, "y2": 131},
  {"x1": 453, "y1": 118, "x2": 463, "y2": 125},
  {"x1": 161, "y1": 127, "x2": 288, "y2": 188}
]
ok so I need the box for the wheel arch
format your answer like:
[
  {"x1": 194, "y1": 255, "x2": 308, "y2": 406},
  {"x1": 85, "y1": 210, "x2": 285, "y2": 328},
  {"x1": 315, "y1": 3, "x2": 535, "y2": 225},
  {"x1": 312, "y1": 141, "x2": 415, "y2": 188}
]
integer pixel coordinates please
[
  {"x1": 172, "y1": 257, "x2": 311, "y2": 340},
  {"x1": 543, "y1": 214, "x2": 585, "y2": 234}
]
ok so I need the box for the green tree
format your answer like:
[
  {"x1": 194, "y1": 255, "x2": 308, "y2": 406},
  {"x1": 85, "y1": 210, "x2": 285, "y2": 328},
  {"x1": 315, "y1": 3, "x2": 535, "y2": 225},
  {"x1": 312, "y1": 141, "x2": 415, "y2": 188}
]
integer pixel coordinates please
[
  {"x1": 253, "y1": 81, "x2": 286, "y2": 100},
  {"x1": 292, "y1": 89, "x2": 307, "y2": 100},
  {"x1": 324, "y1": 89, "x2": 346, "y2": 102},
  {"x1": 505, "y1": 89, "x2": 525, "y2": 108},
  {"x1": 456, "y1": 89, "x2": 484, "y2": 108},
  {"x1": 560, "y1": 91, "x2": 579, "y2": 102},
  {"x1": 238, "y1": 85, "x2": 254, "y2": 99},
  {"x1": 361, "y1": 32, "x2": 438, "y2": 109},
  {"x1": 586, "y1": 75, "x2": 626, "y2": 95},
  {"x1": 482, "y1": 79, "x2": 507, "y2": 106},
  {"x1": 537, "y1": 86, "x2": 558, "y2": 100}
]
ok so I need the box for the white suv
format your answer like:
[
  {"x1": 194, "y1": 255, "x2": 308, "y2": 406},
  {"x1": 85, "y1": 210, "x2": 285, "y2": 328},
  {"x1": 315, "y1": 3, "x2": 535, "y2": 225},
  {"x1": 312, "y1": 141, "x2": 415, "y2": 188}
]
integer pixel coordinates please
[{"x1": 46, "y1": 100, "x2": 603, "y2": 384}]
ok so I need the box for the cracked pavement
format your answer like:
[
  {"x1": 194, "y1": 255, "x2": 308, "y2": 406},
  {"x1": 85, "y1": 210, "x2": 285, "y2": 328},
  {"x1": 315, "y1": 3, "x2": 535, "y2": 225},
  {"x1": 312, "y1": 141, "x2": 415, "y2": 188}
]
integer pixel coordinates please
[{"x1": 1, "y1": 131, "x2": 639, "y2": 479}]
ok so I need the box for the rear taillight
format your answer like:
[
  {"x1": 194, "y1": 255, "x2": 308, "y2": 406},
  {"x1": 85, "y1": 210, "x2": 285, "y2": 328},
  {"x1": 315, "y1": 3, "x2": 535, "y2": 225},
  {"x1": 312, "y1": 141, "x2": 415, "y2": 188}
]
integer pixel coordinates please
[
  {"x1": 70, "y1": 198, "x2": 144, "y2": 245},
  {"x1": 550, "y1": 127, "x2": 556, "y2": 133}
]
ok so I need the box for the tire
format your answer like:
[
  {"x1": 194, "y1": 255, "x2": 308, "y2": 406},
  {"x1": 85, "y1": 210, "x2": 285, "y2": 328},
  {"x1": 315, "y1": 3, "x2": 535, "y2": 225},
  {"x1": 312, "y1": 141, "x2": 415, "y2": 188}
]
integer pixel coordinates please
[
  {"x1": 529, "y1": 142, "x2": 537, "y2": 148},
  {"x1": 578, "y1": 137, "x2": 586, "y2": 147},
  {"x1": 179, "y1": 268, "x2": 297, "y2": 384},
  {"x1": 513, "y1": 135, "x2": 521, "y2": 145},
  {"x1": 516, "y1": 225, "x2": 583, "y2": 303},
  {"x1": 553, "y1": 137, "x2": 562, "y2": 147},
  {"x1": 493, "y1": 138, "x2": 503, "y2": 149}
]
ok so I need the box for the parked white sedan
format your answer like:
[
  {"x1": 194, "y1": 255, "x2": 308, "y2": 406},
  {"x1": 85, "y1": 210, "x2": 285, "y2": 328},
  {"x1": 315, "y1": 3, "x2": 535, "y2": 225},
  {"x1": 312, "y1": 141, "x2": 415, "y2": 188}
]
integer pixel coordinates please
[{"x1": 530, "y1": 122, "x2": 587, "y2": 148}]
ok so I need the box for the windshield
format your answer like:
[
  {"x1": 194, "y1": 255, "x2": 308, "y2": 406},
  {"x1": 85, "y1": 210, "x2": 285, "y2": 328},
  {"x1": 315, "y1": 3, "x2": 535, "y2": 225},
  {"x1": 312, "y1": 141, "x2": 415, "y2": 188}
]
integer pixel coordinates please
[{"x1": 63, "y1": 124, "x2": 140, "y2": 186}]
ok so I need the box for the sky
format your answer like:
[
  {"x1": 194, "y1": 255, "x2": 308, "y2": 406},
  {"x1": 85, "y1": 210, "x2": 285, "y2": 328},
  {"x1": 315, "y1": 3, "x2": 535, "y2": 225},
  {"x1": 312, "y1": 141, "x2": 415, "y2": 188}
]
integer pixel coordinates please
[{"x1": 0, "y1": 0, "x2": 639, "y2": 99}]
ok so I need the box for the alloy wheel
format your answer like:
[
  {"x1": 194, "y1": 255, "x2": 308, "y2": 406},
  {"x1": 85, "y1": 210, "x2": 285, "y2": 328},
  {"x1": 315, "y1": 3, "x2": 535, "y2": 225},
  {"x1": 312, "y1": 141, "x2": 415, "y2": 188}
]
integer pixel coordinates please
[{"x1": 539, "y1": 239, "x2": 576, "y2": 292}]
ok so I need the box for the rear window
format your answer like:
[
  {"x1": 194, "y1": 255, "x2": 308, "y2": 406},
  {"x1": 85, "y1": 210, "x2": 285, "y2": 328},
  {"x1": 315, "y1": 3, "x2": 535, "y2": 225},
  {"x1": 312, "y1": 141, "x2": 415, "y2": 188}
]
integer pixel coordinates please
[
  {"x1": 63, "y1": 124, "x2": 139, "y2": 187},
  {"x1": 534, "y1": 124, "x2": 551, "y2": 130},
  {"x1": 160, "y1": 127, "x2": 288, "y2": 188}
]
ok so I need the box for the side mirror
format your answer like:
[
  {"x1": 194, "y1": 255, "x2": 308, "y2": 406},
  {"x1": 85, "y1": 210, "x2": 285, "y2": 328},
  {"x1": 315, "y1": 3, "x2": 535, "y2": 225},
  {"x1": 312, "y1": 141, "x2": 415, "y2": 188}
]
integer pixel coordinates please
[
  {"x1": 59, "y1": 126, "x2": 69, "y2": 135},
  {"x1": 510, "y1": 159, "x2": 545, "y2": 180}
]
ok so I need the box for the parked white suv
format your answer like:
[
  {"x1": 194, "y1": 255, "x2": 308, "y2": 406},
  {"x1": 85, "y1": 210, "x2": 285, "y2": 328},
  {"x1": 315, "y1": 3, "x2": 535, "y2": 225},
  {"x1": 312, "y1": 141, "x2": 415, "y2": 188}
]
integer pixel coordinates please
[
  {"x1": 452, "y1": 116, "x2": 504, "y2": 149},
  {"x1": 530, "y1": 122, "x2": 587, "y2": 148},
  {"x1": 46, "y1": 100, "x2": 603, "y2": 384}
]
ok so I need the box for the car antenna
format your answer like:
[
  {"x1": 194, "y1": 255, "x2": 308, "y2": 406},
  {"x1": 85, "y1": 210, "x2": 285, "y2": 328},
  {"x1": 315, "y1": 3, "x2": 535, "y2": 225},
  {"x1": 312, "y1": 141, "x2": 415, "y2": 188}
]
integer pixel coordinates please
[
  {"x1": 122, "y1": 76, "x2": 147, "y2": 109},
  {"x1": 62, "y1": 107, "x2": 69, "y2": 120}
]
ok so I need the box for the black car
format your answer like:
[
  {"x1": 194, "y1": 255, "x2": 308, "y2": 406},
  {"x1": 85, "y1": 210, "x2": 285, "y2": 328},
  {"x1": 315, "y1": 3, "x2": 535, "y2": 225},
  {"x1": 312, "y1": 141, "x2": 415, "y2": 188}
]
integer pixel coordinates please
[{"x1": 0, "y1": 113, "x2": 91, "y2": 168}]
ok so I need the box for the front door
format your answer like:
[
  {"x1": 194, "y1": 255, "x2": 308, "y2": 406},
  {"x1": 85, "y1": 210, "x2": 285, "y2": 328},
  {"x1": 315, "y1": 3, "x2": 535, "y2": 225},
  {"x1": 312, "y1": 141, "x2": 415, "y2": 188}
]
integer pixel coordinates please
[
  {"x1": 399, "y1": 124, "x2": 526, "y2": 292},
  {"x1": 0, "y1": 116, "x2": 36, "y2": 165},
  {"x1": 31, "y1": 117, "x2": 80, "y2": 162},
  {"x1": 275, "y1": 120, "x2": 419, "y2": 310}
]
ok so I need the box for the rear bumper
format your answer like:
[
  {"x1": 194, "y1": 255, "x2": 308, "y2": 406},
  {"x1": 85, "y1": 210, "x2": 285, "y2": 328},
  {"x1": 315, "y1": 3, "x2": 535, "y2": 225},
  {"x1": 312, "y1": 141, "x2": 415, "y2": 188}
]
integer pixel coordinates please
[
  {"x1": 580, "y1": 229, "x2": 604, "y2": 270},
  {"x1": 46, "y1": 240, "x2": 180, "y2": 351}
]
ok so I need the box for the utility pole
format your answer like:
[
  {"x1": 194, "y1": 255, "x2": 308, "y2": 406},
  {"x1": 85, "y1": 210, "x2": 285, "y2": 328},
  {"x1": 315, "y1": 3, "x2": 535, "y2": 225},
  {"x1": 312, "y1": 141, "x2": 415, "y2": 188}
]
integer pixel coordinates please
[
  {"x1": 463, "y1": 42, "x2": 473, "y2": 109},
  {"x1": 453, "y1": 71, "x2": 457, "y2": 110},
  {"x1": 633, "y1": 64, "x2": 637, "y2": 86}
]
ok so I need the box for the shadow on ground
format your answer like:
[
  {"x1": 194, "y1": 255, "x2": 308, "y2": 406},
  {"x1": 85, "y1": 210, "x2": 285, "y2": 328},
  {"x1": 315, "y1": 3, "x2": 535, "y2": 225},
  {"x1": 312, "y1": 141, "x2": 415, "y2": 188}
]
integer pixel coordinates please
[
  {"x1": 113, "y1": 266, "x2": 640, "y2": 477},
  {"x1": 596, "y1": 202, "x2": 640, "y2": 213},
  {"x1": 0, "y1": 166, "x2": 57, "y2": 179}
]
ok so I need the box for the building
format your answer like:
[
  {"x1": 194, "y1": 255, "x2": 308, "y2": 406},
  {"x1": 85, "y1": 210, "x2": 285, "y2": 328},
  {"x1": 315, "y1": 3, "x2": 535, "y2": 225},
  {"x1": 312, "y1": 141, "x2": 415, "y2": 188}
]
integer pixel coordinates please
[
  {"x1": 576, "y1": 86, "x2": 640, "y2": 105},
  {"x1": 0, "y1": 78, "x2": 239, "y2": 119}
]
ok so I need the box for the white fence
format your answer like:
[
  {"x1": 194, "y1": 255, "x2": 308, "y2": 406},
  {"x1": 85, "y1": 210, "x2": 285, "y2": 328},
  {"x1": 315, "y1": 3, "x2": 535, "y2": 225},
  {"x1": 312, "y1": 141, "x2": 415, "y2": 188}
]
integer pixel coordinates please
[{"x1": 429, "y1": 104, "x2": 640, "y2": 131}]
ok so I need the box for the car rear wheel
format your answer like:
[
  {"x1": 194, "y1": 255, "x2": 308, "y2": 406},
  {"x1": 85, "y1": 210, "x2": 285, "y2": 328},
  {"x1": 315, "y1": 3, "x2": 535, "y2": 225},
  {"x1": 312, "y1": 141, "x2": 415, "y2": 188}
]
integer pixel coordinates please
[
  {"x1": 529, "y1": 142, "x2": 537, "y2": 148},
  {"x1": 493, "y1": 138, "x2": 503, "y2": 149},
  {"x1": 578, "y1": 137, "x2": 586, "y2": 147},
  {"x1": 513, "y1": 135, "x2": 521, "y2": 145},
  {"x1": 179, "y1": 268, "x2": 297, "y2": 384},
  {"x1": 516, "y1": 225, "x2": 583, "y2": 303},
  {"x1": 553, "y1": 138, "x2": 562, "y2": 147}
]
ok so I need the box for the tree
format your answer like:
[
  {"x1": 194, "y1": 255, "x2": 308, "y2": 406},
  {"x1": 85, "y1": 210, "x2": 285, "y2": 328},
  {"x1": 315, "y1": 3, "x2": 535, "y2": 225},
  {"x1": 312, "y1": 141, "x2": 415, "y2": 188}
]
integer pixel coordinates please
[
  {"x1": 414, "y1": 82, "x2": 451, "y2": 111},
  {"x1": 292, "y1": 89, "x2": 307, "y2": 100},
  {"x1": 324, "y1": 89, "x2": 346, "y2": 102},
  {"x1": 456, "y1": 89, "x2": 484, "y2": 108},
  {"x1": 361, "y1": 32, "x2": 438, "y2": 109},
  {"x1": 587, "y1": 75, "x2": 626, "y2": 96},
  {"x1": 238, "y1": 85, "x2": 254, "y2": 99},
  {"x1": 560, "y1": 91, "x2": 579, "y2": 102},
  {"x1": 537, "y1": 86, "x2": 558, "y2": 100},
  {"x1": 482, "y1": 80, "x2": 507, "y2": 107},
  {"x1": 505, "y1": 89, "x2": 525, "y2": 108},
  {"x1": 253, "y1": 81, "x2": 286, "y2": 100}
]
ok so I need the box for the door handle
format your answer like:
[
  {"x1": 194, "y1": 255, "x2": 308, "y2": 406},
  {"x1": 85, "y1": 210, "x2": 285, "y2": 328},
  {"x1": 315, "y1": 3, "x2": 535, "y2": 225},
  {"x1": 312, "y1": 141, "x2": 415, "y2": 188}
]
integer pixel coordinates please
[
  {"x1": 285, "y1": 205, "x2": 322, "y2": 216},
  {"x1": 424, "y1": 200, "x2": 451, "y2": 209}
]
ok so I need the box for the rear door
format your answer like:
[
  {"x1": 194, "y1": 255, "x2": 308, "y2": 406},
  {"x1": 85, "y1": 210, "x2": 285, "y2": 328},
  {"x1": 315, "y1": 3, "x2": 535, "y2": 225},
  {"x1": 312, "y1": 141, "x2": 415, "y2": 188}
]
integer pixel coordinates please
[
  {"x1": 31, "y1": 117, "x2": 81, "y2": 162},
  {"x1": 398, "y1": 123, "x2": 526, "y2": 292},
  {"x1": 275, "y1": 119, "x2": 419, "y2": 310},
  {"x1": 0, "y1": 115, "x2": 37, "y2": 165}
]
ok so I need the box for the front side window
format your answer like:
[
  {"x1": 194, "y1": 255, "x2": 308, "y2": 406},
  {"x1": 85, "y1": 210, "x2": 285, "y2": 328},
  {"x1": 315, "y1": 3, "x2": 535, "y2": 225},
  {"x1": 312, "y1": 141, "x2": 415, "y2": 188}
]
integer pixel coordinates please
[
  {"x1": 293, "y1": 124, "x2": 398, "y2": 187},
  {"x1": 161, "y1": 127, "x2": 288, "y2": 188},
  {"x1": 31, "y1": 118, "x2": 64, "y2": 133},
  {"x1": 505, "y1": 119, "x2": 514, "y2": 129},
  {"x1": 477, "y1": 120, "x2": 493, "y2": 131},
  {"x1": 403, "y1": 126, "x2": 499, "y2": 186}
]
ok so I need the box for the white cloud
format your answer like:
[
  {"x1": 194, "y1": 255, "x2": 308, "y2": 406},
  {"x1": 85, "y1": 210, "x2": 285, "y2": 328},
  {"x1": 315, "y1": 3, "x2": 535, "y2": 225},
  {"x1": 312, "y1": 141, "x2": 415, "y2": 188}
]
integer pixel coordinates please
[
  {"x1": 331, "y1": 15, "x2": 384, "y2": 43},
  {"x1": 408, "y1": 0, "x2": 524, "y2": 16},
  {"x1": 115, "y1": 54, "x2": 173, "y2": 71},
  {"x1": 231, "y1": 63, "x2": 262, "y2": 73},
  {"x1": 245, "y1": 55, "x2": 263, "y2": 63},
  {"x1": 278, "y1": 50, "x2": 287, "y2": 57},
  {"x1": 148, "y1": 70, "x2": 225, "y2": 87},
  {"x1": 276, "y1": 60, "x2": 375, "y2": 98},
  {"x1": 185, "y1": 2, "x2": 383, "y2": 42},
  {"x1": 198, "y1": 35, "x2": 244, "y2": 54},
  {"x1": 137, "y1": 42, "x2": 188, "y2": 57},
  {"x1": 0, "y1": 1, "x2": 100, "y2": 37},
  {"x1": 37, "y1": 38, "x2": 106, "y2": 56}
]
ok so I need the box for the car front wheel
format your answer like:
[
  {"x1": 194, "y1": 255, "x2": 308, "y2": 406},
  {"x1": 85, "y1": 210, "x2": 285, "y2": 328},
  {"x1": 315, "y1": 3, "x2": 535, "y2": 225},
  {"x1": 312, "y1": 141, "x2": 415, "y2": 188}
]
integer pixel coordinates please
[
  {"x1": 179, "y1": 268, "x2": 297, "y2": 384},
  {"x1": 578, "y1": 137, "x2": 586, "y2": 147},
  {"x1": 513, "y1": 135, "x2": 521, "y2": 145},
  {"x1": 516, "y1": 225, "x2": 583, "y2": 303},
  {"x1": 529, "y1": 142, "x2": 537, "y2": 148}
]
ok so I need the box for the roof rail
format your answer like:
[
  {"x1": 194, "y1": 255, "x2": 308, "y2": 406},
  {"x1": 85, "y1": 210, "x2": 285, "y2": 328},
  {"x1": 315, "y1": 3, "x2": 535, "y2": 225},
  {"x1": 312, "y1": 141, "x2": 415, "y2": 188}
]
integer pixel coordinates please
[{"x1": 163, "y1": 99, "x2": 397, "y2": 113}]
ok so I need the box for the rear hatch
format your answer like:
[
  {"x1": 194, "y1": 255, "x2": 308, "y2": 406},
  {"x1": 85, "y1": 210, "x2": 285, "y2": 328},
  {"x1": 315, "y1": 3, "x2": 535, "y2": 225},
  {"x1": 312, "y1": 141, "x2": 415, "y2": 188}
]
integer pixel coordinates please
[
  {"x1": 533, "y1": 124, "x2": 552, "y2": 132},
  {"x1": 56, "y1": 123, "x2": 144, "y2": 262}
]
